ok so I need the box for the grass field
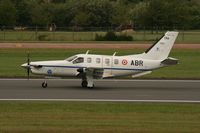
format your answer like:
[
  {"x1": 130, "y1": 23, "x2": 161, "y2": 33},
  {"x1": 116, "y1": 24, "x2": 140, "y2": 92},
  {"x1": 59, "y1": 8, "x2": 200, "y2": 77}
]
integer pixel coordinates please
[
  {"x1": 0, "y1": 31, "x2": 200, "y2": 43},
  {"x1": 0, "y1": 48, "x2": 200, "y2": 79},
  {"x1": 0, "y1": 101, "x2": 200, "y2": 132}
]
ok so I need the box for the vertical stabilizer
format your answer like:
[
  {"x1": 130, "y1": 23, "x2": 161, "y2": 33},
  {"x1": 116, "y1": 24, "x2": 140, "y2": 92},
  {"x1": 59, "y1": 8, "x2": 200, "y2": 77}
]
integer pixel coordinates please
[{"x1": 143, "y1": 31, "x2": 178, "y2": 60}]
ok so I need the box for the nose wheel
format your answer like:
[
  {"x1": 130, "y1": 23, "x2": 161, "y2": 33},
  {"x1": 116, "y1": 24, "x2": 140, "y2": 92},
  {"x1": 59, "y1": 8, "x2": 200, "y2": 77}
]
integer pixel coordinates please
[{"x1": 42, "y1": 81, "x2": 48, "y2": 88}]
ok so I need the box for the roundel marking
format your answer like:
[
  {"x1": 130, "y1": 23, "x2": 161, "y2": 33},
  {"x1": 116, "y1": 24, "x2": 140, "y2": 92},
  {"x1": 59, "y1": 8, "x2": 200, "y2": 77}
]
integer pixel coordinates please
[
  {"x1": 122, "y1": 59, "x2": 128, "y2": 65},
  {"x1": 47, "y1": 69, "x2": 52, "y2": 75}
]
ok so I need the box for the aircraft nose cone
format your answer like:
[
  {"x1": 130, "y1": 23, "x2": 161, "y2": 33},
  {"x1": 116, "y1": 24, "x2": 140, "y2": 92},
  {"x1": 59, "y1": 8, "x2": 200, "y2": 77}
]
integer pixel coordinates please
[{"x1": 21, "y1": 63, "x2": 28, "y2": 68}]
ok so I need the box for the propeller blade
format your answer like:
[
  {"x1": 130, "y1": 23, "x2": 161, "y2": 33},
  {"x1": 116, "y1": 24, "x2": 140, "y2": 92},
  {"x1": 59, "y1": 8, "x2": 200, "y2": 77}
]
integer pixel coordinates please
[
  {"x1": 27, "y1": 52, "x2": 30, "y2": 80},
  {"x1": 27, "y1": 67, "x2": 30, "y2": 79},
  {"x1": 27, "y1": 52, "x2": 30, "y2": 65}
]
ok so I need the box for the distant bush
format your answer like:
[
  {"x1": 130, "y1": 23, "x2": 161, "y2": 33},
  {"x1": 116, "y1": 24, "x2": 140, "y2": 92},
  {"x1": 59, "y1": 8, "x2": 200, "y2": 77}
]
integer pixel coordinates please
[
  {"x1": 37, "y1": 34, "x2": 49, "y2": 41},
  {"x1": 95, "y1": 31, "x2": 133, "y2": 41}
]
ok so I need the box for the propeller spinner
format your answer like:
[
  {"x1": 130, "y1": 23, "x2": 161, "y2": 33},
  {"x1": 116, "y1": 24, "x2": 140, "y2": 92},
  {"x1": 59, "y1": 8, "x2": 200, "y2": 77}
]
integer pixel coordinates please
[
  {"x1": 27, "y1": 52, "x2": 30, "y2": 79},
  {"x1": 21, "y1": 52, "x2": 31, "y2": 79}
]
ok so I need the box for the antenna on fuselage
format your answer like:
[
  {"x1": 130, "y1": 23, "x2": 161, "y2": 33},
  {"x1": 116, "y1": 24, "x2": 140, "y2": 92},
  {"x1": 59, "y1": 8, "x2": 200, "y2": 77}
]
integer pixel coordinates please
[
  {"x1": 86, "y1": 50, "x2": 90, "y2": 55},
  {"x1": 113, "y1": 52, "x2": 117, "y2": 56}
]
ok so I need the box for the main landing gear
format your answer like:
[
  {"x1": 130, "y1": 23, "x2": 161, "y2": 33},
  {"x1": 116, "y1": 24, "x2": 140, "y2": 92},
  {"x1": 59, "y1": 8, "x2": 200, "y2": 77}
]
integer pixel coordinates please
[
  {"x1": 81, "y1": 79, "x2": 94, "y2": 89},
  {"x1": 42, "y1": 81, "x2": 47, "y2": 88},
  {"x1": 81, "y1": 80, "x2": 88, "y2": 88},
  {"x1": 78, "y1": 68, "x2": 95, "y2": 88}
]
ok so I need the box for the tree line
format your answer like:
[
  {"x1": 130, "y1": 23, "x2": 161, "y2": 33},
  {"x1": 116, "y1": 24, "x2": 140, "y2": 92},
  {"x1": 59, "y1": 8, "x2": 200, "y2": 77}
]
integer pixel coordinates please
[{"x1": 0, "y1": 0, "x2": 200, "y2": 30}]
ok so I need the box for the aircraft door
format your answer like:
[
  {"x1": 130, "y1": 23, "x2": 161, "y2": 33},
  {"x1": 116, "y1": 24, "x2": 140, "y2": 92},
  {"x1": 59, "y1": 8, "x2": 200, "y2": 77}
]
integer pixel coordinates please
[
  {"x1": 103, "y1": 56, "x2": 112, "y2": 75},
  {"x1": 94, "y1": 57, "x2": 102, "y2": 68}
]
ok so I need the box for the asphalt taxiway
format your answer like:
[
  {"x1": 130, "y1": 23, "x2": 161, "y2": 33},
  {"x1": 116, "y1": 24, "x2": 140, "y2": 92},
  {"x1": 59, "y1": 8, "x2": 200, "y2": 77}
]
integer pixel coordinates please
[{"x1": 0, "y1": 79, "x2": 200, "y2": 102}]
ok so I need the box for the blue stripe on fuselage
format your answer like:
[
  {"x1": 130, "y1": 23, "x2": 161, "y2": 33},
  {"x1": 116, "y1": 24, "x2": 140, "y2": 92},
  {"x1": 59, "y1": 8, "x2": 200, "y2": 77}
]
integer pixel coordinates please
[{"x1": 31, "y1": 65, "x2": 151, "y2": 71}]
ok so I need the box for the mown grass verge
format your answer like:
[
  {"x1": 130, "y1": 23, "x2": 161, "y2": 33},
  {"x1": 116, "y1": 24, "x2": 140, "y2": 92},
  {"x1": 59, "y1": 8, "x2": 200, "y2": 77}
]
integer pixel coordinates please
[
  {"x1": 0, "y1": 31, "x2": 200, "y2": 43},
  {"x1": 0, "y1": 101, "x2": 200, "y2": 133}
]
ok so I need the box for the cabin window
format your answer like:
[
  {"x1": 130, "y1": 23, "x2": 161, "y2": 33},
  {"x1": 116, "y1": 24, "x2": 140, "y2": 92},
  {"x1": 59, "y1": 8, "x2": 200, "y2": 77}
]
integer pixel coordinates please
[
  {"x1": 114, "y1": 59, "x2": 119, "y2": 65},
  {"x1": 73, "y1": 57, "x2": 84, "y2": 64},
  {"x1": 96, "y1": 58, "x2": 101, "y2": 64},
  {"x1": 105, "y1": 58, "x2": 110, "y2": 65},
  {"x1": 87, "y1": 57, "x2": 92, "y2": 63}
]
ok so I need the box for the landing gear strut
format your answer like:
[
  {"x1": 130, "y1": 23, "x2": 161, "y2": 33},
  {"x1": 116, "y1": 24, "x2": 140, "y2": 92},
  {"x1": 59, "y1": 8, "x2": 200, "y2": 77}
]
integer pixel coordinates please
[
  {"x1": 42, "y1": 81, "x2": 47, "y2": 88},
  {"x1": 78, "y1": 68, "x2": 95, "y2": 88},
  {"x1": 81, "y1": 80, "x2": 88, "y2": 88},
  {"x1": 81, "y1": 79, "x2": 94, "y2": 89}
]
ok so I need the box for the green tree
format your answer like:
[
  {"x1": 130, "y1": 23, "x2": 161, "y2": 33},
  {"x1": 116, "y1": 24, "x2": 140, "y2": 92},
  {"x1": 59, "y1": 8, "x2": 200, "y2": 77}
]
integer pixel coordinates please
[
  {"x1": 190, "y1": 2, "x2": 200, "y2": 29},
  {"x1": 0, "y1": 0, "x2": 199, "y2": 29},
  {"x1": 131, "y1": 2, "x2": 148, "y2": 28},
  {"x1": 146, "y1": 0, "x2": 166, "y2": 29},
  {"x1": 51, "y1": 4, "x2": 67, "y2": 27},
  {"x1": 14, "y1": 0, "x2": 32, "y2": 26},
  {"x1": 180, "y1": 0, "x2": 200, "y2": 29},
  {"x1": 131, "y1": 0, "x2": 198, "y2": 30},
  {"x1": 112, "y1": 3, "x2": 131, "y2": 26},
  {"x1": 167, "y1": 0, "x2": 192, "y2": 29},
  {"x1": 72, "y1": 12, "x2": 90, "y2": 26},
  {"x1": 30, "y1": 2, "x2": 53, "y2": 26},
  {"x1": 0, "y1": 0, "x2": 17, "y2": 26},
  {"x1": 84, "y1": 0, "x2": 114, "y2": 27}
]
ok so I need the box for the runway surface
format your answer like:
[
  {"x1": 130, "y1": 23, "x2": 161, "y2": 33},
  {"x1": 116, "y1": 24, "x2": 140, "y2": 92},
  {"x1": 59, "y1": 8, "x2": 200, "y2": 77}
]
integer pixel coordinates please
[{"x1": 0, "y1": 79, "x2": 200, "y2": 102}]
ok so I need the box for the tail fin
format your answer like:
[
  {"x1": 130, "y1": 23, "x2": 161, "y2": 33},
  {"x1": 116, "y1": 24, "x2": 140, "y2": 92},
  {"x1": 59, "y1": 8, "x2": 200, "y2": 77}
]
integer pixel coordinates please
[{"x1": 142, "y1": 31, "x2": 178, "y2": 60}]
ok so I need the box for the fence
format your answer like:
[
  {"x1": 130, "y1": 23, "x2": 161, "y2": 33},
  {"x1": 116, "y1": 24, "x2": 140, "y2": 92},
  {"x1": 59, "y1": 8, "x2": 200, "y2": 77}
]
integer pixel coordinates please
[{"x1": 0, "y1": 26, "x2": 200, "y2": 43}]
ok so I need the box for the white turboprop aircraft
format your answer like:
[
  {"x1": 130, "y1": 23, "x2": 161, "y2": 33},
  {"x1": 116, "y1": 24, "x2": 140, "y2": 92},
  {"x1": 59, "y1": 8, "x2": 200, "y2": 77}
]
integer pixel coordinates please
[{"x1": 21, "y1": 31, "x2": 179, "y2": 88}]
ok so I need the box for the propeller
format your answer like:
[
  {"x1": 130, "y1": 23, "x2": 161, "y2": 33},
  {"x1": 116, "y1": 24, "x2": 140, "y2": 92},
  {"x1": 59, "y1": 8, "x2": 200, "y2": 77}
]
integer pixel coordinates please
[{"x1": 27, "y1": 52, "x2": 30, "y2": 80}]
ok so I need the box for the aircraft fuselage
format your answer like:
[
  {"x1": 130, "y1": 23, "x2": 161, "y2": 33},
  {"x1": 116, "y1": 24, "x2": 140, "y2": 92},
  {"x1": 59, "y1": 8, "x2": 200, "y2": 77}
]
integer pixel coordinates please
[{"x1": 24, "y1": 54, "x2": 162, "y2": 78}]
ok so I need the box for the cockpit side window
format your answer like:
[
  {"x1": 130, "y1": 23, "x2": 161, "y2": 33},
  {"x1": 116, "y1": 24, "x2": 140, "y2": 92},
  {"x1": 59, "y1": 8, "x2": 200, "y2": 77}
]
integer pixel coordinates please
[{"x1": 73, "y1": 57, "x2": 84, "y2": 64}]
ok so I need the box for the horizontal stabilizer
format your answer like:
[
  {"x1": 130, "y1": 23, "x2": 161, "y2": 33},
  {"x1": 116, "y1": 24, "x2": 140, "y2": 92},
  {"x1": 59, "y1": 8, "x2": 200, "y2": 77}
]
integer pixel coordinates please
[
  {"x1": 132, "y1": 71, "x2": 152, "y2": 78},
  {"x1": 161, "y1": 57, "x2": 179, "y2": 65}
]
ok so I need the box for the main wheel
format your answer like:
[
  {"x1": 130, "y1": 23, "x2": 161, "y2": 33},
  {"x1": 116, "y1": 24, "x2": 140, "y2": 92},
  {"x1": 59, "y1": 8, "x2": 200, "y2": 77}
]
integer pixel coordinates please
[
  {"x1": 88, "y1": 84, "x2": 94, "y2": 89},
  {"x1": 42, "y1": 82, "x2": 47, "y2": 88},
  {"x1": 81, "y1": 80, "x2": 88, "y2": 88}
]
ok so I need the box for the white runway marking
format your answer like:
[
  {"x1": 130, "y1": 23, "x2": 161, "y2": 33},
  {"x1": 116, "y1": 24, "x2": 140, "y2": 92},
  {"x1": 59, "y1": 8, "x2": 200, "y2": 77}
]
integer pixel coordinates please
[{"x1": 0, "y1": 99, "x2": 200, "y2": 103}]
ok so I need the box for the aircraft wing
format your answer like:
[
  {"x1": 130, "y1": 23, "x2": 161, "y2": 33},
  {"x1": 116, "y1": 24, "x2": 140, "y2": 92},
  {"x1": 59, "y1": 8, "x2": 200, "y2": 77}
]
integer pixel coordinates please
[
  {"x1": 86, "y1": 68, "x2": 104, "y2": 79},
  {"x1": 77, "y1": 67, "x2": 104, "y2": 79},
  {"x1": 132, "y1": 71, "x2": 152, "y2": 78}
]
